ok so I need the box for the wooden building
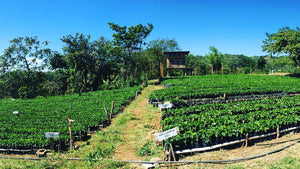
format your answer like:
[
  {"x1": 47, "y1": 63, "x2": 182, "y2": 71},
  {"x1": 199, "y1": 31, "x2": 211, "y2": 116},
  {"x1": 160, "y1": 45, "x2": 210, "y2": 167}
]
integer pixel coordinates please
[{"x1": 164, "y1": 51, "x2": 193, "y2": 76}]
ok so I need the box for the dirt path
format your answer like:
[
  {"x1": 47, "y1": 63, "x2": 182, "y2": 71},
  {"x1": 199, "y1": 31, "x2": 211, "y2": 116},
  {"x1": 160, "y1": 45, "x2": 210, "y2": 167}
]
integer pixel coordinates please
[{"x1": 112, "y1": 84, "x2": 163, "y2": 161}]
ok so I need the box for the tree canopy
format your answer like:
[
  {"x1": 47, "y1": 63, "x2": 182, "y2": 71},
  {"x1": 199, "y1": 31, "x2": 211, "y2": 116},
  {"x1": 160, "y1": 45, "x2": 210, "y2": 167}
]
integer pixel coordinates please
[
  {"x1": 262, "y1": 26, "x2": 300, "y2": 66},
  {"x1": 205, "y1": 46, "x2": 223, "y2": 74}
]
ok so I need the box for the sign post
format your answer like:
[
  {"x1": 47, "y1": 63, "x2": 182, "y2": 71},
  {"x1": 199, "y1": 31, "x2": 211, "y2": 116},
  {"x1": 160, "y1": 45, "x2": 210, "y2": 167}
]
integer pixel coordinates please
[
  {"x1": 155, "y1": 127, "x2": 179, "y2": 141},
  {"x1": 155, "y1": 127, "x2": 179, "y2": 162},
  {"x1": 44, "y1": 132, "x2": 59, "y2": 150}
]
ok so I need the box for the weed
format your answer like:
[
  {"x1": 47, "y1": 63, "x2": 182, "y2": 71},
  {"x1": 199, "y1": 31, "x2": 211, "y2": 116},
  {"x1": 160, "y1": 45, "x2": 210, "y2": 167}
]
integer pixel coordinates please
[{"x1": 138, "y1": 141, "x2": 155, "y2": 156}]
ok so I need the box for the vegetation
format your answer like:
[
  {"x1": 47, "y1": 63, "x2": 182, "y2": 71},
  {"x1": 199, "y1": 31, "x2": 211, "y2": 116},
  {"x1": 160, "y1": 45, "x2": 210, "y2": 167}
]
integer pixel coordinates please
[
  {"x1": 153, "y1": 75, "x2": 300, "y2": 151},
  {"x1": 0, "y1": 85, "x2": 141, "y2": 149},
  {"x1": 149, "y1": 75, "x2": 300, "y2": 102},
  {"x1": 262, "y1": 26, "x2": 300, "y2": 67},
  {"x1": 163, "y1": 96, "x2": 300, "y2": 149}
]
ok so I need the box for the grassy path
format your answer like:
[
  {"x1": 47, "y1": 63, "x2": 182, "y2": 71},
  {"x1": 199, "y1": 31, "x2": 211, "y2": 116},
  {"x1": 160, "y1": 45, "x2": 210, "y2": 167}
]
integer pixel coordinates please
[{"x1": 112, "y1": 84, "x2": 163, "y2": 161}]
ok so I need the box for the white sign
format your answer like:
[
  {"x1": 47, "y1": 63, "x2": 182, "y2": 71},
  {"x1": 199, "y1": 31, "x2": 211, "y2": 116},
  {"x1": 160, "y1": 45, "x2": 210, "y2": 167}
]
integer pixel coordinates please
[
  {"x1": 13, "y1": 111, "x2": 19, "y2": 115},
  {"x1": 155, "y1": 127, "x2": 179, "y2": 141},
  {"x1": 44, "y1": 132, "x2": 59, "y2": 138}
]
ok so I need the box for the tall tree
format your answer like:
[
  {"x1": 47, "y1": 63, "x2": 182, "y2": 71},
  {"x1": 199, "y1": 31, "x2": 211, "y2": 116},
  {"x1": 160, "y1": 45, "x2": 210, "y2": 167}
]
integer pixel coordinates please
[
  {"x1": 205, "y1": 46, "x2": 223, "y2": 74},
  {"x1": 91, "y1": 36, "x2": 120, "y2": 90},
  {"x1": 0, "y1": 36, "x2": 51, "y2": 98},
  {"x1": 108, "y1": 22, "x2": 153, "y2": 83},
  {"x1": 257, "y1": 56, "x2": 267, "y2": 70},
  {"x1": 61, "y1": 33, "x2": 93, "y2": 92},
  {"x1": 146, "y1": 38, "x2": 180, "y2": 78},
  {"x1": 262, "y1": 26, "x2": 300, "y2": 67}
]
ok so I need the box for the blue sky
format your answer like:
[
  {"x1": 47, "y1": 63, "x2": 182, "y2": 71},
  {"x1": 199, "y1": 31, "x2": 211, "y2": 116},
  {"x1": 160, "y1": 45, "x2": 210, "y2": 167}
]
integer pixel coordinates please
[{"x1": 0, "y1": 0, "x2": 299, "y2": 56}]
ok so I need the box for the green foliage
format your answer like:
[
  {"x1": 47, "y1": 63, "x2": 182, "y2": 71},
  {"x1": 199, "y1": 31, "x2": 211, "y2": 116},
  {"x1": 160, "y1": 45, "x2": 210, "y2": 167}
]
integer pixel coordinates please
[
  {"x1": 149, "y1": 75, "x2": 300, "y2": 102},
  {"x1": 262, "y1": 26, "x2": 300, "y2": 67},
  {"x1": 145, "y1": 38, "x2": 180, "y2": 78},
  {"x1": 186, "y1": 54, "x2": 208, "y2": 75},
  {"x1": 162, "y1": 94, "x2": 300, "y2": 149},
  {"x1": 206, "y1": 46, "x2": 223, "y2": 74},
  {"x1": 0, "y1": 86, "x2": 141, "y2": 149},
  {"x1": 0, "y1": 36, "x2": 52, "y2": 98},
  {"x1": 268, "y1": 156, "x2": 300, "y2": 169},
  {"x1": 153, "y1": 75, "x2": 300, "y2": 150},
  {"x1": 257, "y1": 56, "x2": 267, "y2": 70},
  {"x1": 138, "y1": 141, "x2": 155, "y2": 156},
  {"x1": 108, "y1": 22, "x2": 154, "y2": 83}
]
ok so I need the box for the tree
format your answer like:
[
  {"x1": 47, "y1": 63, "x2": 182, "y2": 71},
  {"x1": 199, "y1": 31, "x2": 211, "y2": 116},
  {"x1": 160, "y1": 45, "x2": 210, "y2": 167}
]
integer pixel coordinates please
[
  {"x1": 186, "y1": 54, "x2": 208, "y2": 75},
  {"x1": 205, "y1": 46, "x2": 223, "y2": 74},
  {"x1": 0, "y1": 36, "x2": 51, "y2": 98},
  {"x1": 146, "y1": 38, "x2": 180, "y2": 78},
  {"x1": 262, "y1": 26, "x2": 300, "y2": 67},
  {"x1": 91, "y1": 37, "x2": 120, "y2": 90},
  {"x1": 257, "y1": 56, "x2": 267, "y2": 70},
  {"x1": 108, "y1": 22, "x2": 154, "y2": 84},
  {"x1": 61, "y1": 33, "x2": 93, "y2": 92}
]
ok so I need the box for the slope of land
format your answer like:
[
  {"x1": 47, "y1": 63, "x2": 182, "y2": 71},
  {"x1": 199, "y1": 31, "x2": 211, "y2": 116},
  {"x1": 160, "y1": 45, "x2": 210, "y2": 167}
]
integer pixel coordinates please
[{"x1": 0, "y1": 82, "x2": 299, "y2": 169}]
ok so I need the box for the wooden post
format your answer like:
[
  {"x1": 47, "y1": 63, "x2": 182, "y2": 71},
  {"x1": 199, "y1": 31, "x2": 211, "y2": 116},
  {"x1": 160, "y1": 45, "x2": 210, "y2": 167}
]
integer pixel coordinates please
[
  {"x1": 276, "y1": 126, "x2": 280, "y2": 139},
  {"x1": 245, "y1": 133, "x2": 249, "y2": 147},
  {"x1": 58, "y1": 125, "x2": 61, "y2": 152},
  {"x1": 169, "y1": 143, "x2": 176, "y2": 161},
  {"x1": 50, "y1": 138, "x2": 54, "y2": 150},
  {"x1": 67, "y1": 115, "x2": 73, "y2": 150},
  {"x1": 168, "y1": 148, "x2": 171, "y2": 168},
  {"x1": 104, "y1": 105, "x2": 109, "y2": 123},
  {"x1": 160, "y1": 62, "x2": 164, "y2": 78},
  {"x1": 110, "y1": 101, "x2": 114, "y2": 121}
]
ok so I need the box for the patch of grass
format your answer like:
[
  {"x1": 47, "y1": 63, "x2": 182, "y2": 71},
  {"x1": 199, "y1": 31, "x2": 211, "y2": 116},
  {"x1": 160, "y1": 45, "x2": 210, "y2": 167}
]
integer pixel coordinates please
[
  {"x1": 268, "y1": 156, "x2": 299, "y2": 169},
  {"x1": 114, "y1": 111, "x2": 132, "y2": 126},
  {"x1": 226, "y1": 164, "x2": 245, "y2": 169},
  {"x1": 138, "y1": 141, "x2": 155, "y2": 156}
]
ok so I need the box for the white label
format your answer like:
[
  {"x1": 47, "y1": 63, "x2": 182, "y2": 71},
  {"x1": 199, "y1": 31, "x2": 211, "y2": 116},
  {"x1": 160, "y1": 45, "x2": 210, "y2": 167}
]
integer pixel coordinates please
[
  {"x1": 155, "y1": 127, "x2": 179, "y2": 141},
  {"x1": 158, "y1": 103, "x2": 173, "y2": 109},
  {"x1": 13, "y1": 111, "x2": 19, "y2": 115},
  {"x1": 44, "y1": 132, "x2": 59, "y2": 138}
]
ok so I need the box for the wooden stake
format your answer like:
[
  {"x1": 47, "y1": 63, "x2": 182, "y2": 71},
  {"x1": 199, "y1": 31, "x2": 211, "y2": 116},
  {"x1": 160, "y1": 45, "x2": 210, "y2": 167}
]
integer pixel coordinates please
[
  {"x1": 160, "y1": 62, "x2": 164, "y2": 78},
  {"x1": 276, "y1": 126, "x2": 280, "y2": 139},
  {"x1": 245, "y1": 133, "x2": 249, "y2": 147},
  {"x1": 58, "y1": 125, "x2": 61, "y2": 152},
  {"x1": 67, "y1": 115, "x2": 73, "y2": 150},
  {"x1": 169, "y1": 143, "x2": 176, "y2": 161},
  {"x1": 168, "y1": 148, "x2": 171, "y2": 168},
  {"x1": 50, "y1": 138, "x2": 54, "y2": 150},
  {"x1": 104, "y1": 105, "x2": 109, "y2": 123},
  {"x1": 110, "y1": 101, "x2": 114, "y2": 121}
]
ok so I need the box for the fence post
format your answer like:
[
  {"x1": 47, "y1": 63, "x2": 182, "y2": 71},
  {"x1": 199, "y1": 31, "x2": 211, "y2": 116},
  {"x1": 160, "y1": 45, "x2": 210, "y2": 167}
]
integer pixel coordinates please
[
  {"x1": 67, "y1": 115, "x2": 75, "y2": 150},
  {"x1": 276, "y1": 126, "x2": 280, "y2": 139},
  {"x1": 110, "y1": 101, "x2": 115, "y2": 121},
  {"x1": 104, "y1": 105, "x2": 109, "y2": 123}
]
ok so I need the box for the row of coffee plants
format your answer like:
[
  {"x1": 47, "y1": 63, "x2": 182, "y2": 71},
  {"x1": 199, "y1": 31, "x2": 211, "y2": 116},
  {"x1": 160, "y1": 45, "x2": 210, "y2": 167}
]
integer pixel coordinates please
[
  {"x1": 162, "y1": 96, "x2": 300, "y2": 150},
  {"x1": 0, "y1": 86, "x2": 141, "y2": 150},
  {"x1": 149, "y1": 75, "x2": 300, "y2": 102}
]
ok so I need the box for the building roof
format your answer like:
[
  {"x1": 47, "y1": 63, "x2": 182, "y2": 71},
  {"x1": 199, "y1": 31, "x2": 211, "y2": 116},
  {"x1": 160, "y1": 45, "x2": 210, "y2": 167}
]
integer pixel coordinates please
[{"x1": 163, "y1": 51, "x2": 190, "y2": 54}]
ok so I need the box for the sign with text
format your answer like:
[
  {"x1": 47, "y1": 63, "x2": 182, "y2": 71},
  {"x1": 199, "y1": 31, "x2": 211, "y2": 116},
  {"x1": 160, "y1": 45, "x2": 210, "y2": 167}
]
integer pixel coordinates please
[
  {"x1": 155, "y1": 127, "x2": 179, "y2": 141},
  {"x1": 44, "y1": 132, "x2": 59, "y2": 138}
]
